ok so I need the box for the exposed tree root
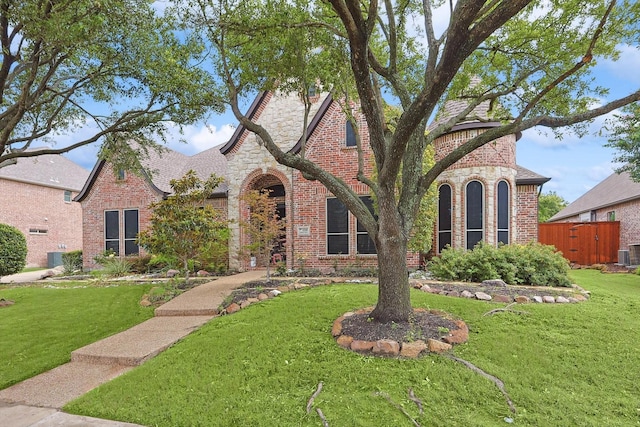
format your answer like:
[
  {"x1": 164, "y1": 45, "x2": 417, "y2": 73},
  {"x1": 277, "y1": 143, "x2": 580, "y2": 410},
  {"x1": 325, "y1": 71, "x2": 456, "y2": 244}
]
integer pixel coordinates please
[
  {"x1": 316, "y1": 408, "x2": 329, "y2": 427},
  {"x1": 408, "y1": 388, "x2": 424, "y2": 415},
  {"x1": 306, "y1": 381, "x2": 324, "y2": 414},
  {"x1": 442, "y1": 353, "x2": 517, "y2": 413},
  {"x1": 374, "y1": 391, "x2": 421, "y2": 427},
  {"x1": 307, "y1": 382, "x2": 328, "y2": 426},
  {"x1": 483, "y1": 302, "x2": 529, "y2": 317}
]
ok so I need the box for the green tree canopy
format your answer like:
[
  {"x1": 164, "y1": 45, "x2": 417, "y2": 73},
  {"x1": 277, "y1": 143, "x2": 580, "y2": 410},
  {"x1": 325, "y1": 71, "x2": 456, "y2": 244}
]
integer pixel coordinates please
[
  {"x1": 538, "y1": 191, "x2": 569, "y2": 222},
  {"x1": 137, "y1": 171, "x2": 229, "y2": 282},
  {"x1": 0, "y1": 0, "x2": 219, "y2": 169},
  {"x1": 178, "y1": 0, "x2": 640, "y2": 322},
  {"x1": 606, "y1": 103, "x2": 640, "y2": 182}
]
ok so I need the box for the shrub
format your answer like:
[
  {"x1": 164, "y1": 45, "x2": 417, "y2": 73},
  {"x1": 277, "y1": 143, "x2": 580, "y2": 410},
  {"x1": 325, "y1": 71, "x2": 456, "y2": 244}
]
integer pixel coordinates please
[
  {"x1": 0, "y1": 224, "x2": 27, "y2": 276},
  {"x1": 61, "y1": 250, "x2": 83, "y2": 274},
  {"x1": 428, "y1": 242, "x2": 571, "y2": 287},
  {"x1": 93, "y1": 250, "x2": 133, "y2": 277},
  {"x1": 128, "y1": 255, "x2": 153, "y2": 274}
]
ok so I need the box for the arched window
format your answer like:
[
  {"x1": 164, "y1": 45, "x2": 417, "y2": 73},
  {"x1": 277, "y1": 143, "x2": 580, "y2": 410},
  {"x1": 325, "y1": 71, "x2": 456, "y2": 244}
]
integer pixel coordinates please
[
  {"x1": 466, "y1": 180, "x2": 484, "y2": 249},
  {"x1": 497, "y1": 180, "x2": 510, "y2": 245},
  {"x1": 345, "y1": 120, "x2": 357, "y2": 147},
  {"x1": 438, "y1": 184, "x2": 452, "y2": 252}
]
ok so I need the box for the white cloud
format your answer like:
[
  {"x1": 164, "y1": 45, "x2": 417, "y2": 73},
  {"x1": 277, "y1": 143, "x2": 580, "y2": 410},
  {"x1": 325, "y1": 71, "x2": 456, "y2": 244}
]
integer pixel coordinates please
[{"x1": 599, "y1": 44, "x2": 640, "y2": 86}]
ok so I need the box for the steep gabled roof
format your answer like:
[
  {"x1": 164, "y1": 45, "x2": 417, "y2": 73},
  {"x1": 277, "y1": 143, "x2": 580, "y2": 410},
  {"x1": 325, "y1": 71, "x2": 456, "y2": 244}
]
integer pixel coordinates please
[
  {"x1": 550, "y1": 171, "x2": 640, "y2": 221},
  {"x1": 74, "y1": 144, "x2": 228, "y2": 202},
  {"x1": 515, "y1": 165, "x2": 550, "y2": 186},
  {"x1": 0, "y1": 153, "x2": 89, "y2": 191},
  {"x1": 220, "y1": 91, "x2": 270, "y2": 155}
]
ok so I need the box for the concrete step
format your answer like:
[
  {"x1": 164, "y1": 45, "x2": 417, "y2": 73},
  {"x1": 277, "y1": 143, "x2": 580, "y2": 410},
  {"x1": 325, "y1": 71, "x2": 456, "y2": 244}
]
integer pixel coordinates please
[
  {"x1": 71, "y1": 316, "x2": 212, "y2": 366},
  {"x1": 0, "y1": 362, "x2": 133, "y2": 409}
]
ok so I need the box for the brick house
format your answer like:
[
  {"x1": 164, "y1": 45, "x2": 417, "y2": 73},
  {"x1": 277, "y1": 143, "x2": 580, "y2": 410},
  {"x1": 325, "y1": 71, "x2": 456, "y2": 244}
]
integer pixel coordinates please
[
  {"x1": 221, "y1": 91, "x2": 549, "y2": 271},
  {"x1": 0, "y1": 154, "x2": 89, "y2": 267},
  {"x1": 74, "y1": 147, "x2": 227, "y2": 270},
  {"x1": 76, "y1": 90, "x2": 549, "y2": 272},
  {"x1": 548, "y1": 171, "x2": 640, "y2": 264}
]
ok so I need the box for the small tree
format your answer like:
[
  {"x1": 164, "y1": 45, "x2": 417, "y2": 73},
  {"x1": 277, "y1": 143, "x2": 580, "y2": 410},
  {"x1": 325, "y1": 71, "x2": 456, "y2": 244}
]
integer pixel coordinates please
[
  {"x1": 0, "y1": 224, "x2": 27, "y2": 277},
  {"x1": 538, "y1": 191, "x2": 570, "y2": 222},
  {"x1": 240, "y1": 189, "x2": 286, "y2": 281},
  {"x1": 606, "y1": 103, "x2": 640, "y2": 182},
  {"x1": 138, "y1": 171, "x2": 229, "y2": 283}
]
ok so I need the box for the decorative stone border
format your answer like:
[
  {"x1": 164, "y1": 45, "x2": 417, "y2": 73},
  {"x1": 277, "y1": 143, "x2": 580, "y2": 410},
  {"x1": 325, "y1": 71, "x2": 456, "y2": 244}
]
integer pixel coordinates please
[
  {"x1": 332, "y1": 307, "x2": 469, "y2": 359},
  {"x1": 411, "y1": 279, "x2": 590, "y2": 304}
]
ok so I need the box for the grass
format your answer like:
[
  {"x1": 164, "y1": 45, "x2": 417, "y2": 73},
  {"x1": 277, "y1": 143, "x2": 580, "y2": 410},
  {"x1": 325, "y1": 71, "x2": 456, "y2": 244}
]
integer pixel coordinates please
[
  {"x1": 63, "y1": 270, "x2": 640, "y2": 426},
  {"x1": 0, "y1": 281, "x2": 155, "y2": 389}
]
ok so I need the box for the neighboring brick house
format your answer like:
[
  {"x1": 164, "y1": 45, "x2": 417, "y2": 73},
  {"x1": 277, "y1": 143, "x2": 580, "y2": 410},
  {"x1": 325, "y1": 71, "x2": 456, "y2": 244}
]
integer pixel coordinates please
[
  {"x1": 548, "y1": 171, "x2": 640, "y2": 264},
  {"x1": 74, "y1": 146, "x2": 228, "y2": 270},
  {"x1": 221, "y1": 91, "x2": 549, "y2": 271},
  {"x1": 0, "y1": 154, "x2": 89, "y2": 267}
]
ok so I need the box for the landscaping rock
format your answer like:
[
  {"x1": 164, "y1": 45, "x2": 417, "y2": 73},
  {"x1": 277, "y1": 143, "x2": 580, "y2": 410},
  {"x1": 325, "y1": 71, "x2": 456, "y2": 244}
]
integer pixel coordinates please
[
  {"x1": 514, "y1": 296, "x2": 530, "y2": 304},
  {"x1": 268, "y1": 289, "x2": 282, "y2": 297},
  {"x1": 493, "y1": 294, "x2": 512, "y2": 303},
  {"x1": 442, "y1": 320, "x2": 469, "y2": 345},
  {"x1": 257, "y1": 293, "x2": 269, "y2": 301},
  {"x1": 0, "y1": 298, "x2": 15, "y2": 308},
  {"x1": 481, "y1": 279, "x2": 507, "y2": 287},
  {"x1": 461, "y1": 290, "x2": 474, "y2": 299},
  {"x1": 542, "y1": 295, "x2": 556, "y2": 303},
  {"x1": 350, "y1": 340, "x2": 375, "y2": 352},
  {"x1": 247, "y1": 297, "x2": 260, "y2": 303},
  {"x1": 196, "y1": 270, "x2": 210, "y2": 277},
  {"x1": 556, "y1": 296, "x2": 570, "y2": 303},
  {"x1": 331, "y1": 316, "x2": 344, "y2": 337},
  {"x1": 572, "y1": 294, "x2": 588, "y2": 301},
  {"x1": 427, "y1": 339, "x2": 452, "y2": 353},
  {"x1": 166, "y1": 269, "x2": 180, "y2": 278},
  {"x1": 400, "y1": 340, "x2": 427, "y2": 358},
  {"x1": 372, "y1": 339, "x2": 400, "y2": 356},
  {"x1": 475, "y1": 291, "x2": 492, "y2": 301},
  {"x1": 420, "y1": 285, "x2": 431, "y2": 292},
  {"x1": 226, "y1": 302, "x2": 241, "y2": 314},
  {"x1": 240, "y1": 300, "x2": 252, "y2": 309},
  {"x1": 447, "y1": 290, "x2": 460, "y2": 298},
  {"x1": 140, "y1": 298, "x2": 152, "y2": 307},
  {"x1": 533, "y1": 296, "x2": 543, "y2": 303},
  {"x1": 336, "y1": 335, "x2": 353, "y2": 348}
]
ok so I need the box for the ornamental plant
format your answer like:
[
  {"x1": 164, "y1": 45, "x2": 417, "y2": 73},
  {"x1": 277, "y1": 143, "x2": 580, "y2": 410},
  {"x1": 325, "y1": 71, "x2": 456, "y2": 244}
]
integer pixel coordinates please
[{"x1": 0, "y1": 224, "x2": 27, "y2": 277}]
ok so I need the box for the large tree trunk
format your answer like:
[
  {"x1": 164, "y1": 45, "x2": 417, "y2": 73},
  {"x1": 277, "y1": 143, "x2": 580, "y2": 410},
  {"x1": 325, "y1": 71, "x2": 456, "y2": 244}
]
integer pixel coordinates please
[{"x1": 369, "y1": 197, "x2": 412, "y2": 322}]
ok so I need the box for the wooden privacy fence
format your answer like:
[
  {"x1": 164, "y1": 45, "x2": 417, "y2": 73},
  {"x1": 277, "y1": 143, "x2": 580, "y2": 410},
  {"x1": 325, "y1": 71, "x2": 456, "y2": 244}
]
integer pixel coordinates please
[{"x1": 538, "y1": 221, "x2": 620, "y2": 265}]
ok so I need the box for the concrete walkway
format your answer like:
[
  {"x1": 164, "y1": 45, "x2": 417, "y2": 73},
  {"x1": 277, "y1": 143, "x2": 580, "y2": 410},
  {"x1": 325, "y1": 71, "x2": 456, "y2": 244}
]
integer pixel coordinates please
[{"x1": 0, "y1": 270, "x2": 265, "y2": 426}]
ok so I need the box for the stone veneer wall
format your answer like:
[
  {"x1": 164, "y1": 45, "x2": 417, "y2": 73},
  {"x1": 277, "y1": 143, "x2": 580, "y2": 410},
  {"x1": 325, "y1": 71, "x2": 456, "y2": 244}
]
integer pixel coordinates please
[
  {"x1": 0, "y1": 178, "x2": 83, "y2": 267},
  {"x1": 226, "y1": 92, "x2": 328, "y2": 270},
  {"x1": 434, "y1": 129, "x2": 520, "y2": 250}
]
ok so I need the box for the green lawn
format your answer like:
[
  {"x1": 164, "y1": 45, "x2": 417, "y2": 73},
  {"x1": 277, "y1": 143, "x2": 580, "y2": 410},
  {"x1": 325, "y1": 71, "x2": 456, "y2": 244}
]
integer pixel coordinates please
[
  {"x1": 64, "y1": 270, "x2": 640, "y2": 426},
  {"x1": 0, "y1": 282, "x2": 155, "y2": 389}
]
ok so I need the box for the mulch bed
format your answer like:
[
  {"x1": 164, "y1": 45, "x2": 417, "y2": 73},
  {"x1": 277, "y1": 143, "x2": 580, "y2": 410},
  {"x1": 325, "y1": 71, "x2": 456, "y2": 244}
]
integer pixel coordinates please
[{"x1": 340, "y1": 310, "x2": 458, "y2": 343}]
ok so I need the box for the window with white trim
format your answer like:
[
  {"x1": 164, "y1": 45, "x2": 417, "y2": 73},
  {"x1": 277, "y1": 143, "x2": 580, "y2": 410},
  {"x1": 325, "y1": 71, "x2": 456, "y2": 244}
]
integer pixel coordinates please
[
  {"x1": 356, "y1": 196, "x2": 376, "y2": 254},
  {"x1": 105, "y1": 210, "x2": 120, "y2": 255},
  {"x1": 124, "y1": 209, "x2": 139, "y2": 255},
  {"x1": 438, "y1": 184, "x2": 452, "y2": 252},
  {"x1": 64, "y1": 190, "x2": 72, "y2": 203},
  {"x1": 466, "y1": 180, "x2": 484, "y2": 250},
  {"x1": 327, "y1": 198, "x2": 349, "y2": 255},
  {"x1": 497, "y1": 180, "x2": 509, "y2": 245}
]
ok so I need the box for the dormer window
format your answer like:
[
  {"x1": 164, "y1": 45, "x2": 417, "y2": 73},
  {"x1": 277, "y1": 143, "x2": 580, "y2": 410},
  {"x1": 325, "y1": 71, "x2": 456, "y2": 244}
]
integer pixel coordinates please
[
  {"x1": 346, "y1": 121, "x2": 357, "y2": 147},
  {"x1": 117, "y1": 169, "x2": 126, "y2": 181}
]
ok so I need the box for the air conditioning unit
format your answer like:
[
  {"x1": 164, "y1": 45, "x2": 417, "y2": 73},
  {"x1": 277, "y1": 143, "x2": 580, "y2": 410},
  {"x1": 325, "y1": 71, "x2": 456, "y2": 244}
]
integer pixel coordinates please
[{"x1": 618, "y1": 250, "x2": 630, "y2": 266}]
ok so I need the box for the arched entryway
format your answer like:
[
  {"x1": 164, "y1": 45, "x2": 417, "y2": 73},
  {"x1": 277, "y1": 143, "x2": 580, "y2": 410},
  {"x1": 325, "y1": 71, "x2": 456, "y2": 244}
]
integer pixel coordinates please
[{"x1": 239, "y1": 171, "x2": 290, "y2": 269}]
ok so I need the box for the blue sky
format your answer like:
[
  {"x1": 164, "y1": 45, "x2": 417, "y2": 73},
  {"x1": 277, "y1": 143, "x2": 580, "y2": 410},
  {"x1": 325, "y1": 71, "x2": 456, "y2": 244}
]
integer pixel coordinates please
[{"x1": 59, "y1": 4, "x2": 640, "y2": 204}]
